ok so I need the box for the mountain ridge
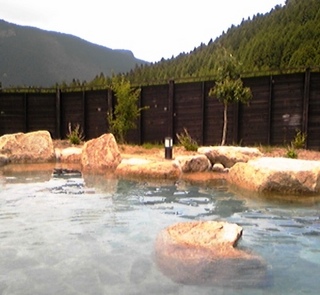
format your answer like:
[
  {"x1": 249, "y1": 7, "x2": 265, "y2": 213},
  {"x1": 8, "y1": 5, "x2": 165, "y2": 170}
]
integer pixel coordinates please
[
  {"x1": 0, "y1": 19, "x2": 147, "y2": 87},
  {"x1": 125, "y1": 0, "x2": 320, "y2": 85}
]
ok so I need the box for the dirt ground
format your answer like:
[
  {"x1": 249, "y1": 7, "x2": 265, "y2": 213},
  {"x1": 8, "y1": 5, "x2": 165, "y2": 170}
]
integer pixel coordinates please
[
  {"x1": 53, "y1": 140, "x2": 320, "y2": 161},
  {"x1": 53, "y1": 140, "x2": 320, "y2": 183}
]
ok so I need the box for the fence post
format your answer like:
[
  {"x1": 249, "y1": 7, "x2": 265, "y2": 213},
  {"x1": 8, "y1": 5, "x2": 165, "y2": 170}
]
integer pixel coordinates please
[
  {"x1": 168, "y1": 80, "x2": 175, "y2": 140},
  {"x1": 55, "y1": 88, "x2": 61, "y2": 139},
  {"x1": 233, "y1": 102, "x2": 240, "y2": 144},
  {"x1": 107, "y1": 88, "x2": 113, "y2": 133},
  {"x1": 201, "y1": 81, "x2": 206, "y2": 146},
  {"x1": 24, "y1": 92, "x2": 28, "y2": 133},
  {"x1": 137, "y1": 87, "x2": 143, "y2": 145},
  {"x1": 302, "y1": 68, "x2": 311, "y2": 148},
  {"x1": 267, "y1": 75, "x2": 274, "y2": 145},
  {"x1": 82, "y1": 90, "x2": 87, "y2": 139}
]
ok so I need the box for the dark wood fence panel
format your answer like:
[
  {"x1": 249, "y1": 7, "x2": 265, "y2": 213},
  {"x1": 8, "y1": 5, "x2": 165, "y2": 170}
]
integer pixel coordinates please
[
  {"x1": 173, "y1": 82, "x2": 203, "y2": 143},
  {"x1": 203, "y1": 81, "x2": 224, "y2": 145},
  {"x1": 307, "y1": 72, "x2": 320, "y2": 149},
  {"x1": 27, "y1": 93, "x2": 57, "y2": 138},
  {"x1": 60, "y1": 91, "x2": 85, "y2": 139},
  {"x1": 1, "y1": 70, "x2": 320, "y2": 150},
  {"x1": 0, "y1": 93, "x2": 26, "y2": 135},
  {"x1": 85, "y1": 90, "x2": 109, "y2": 140},
  {"x1": 140, "y1": 84, "x2": 169, "y2": 143},
  {"x1": 271, "y1": 73, "x2": 305, "y2": 145},
  {"x1": 239, "y1": 76, "x2": 271, "y2": 146}
]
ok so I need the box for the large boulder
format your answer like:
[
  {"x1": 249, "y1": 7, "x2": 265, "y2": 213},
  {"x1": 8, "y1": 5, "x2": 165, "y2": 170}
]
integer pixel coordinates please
[
  {"x1": 115, "y1": 157, "x2": 181, "y2": 180},
  {"x1": 175, "y1": 155, "x2": 211, "y2": 173},
  {"x1": 198, "y1": 146, "x2": 263, "y2": 168},
  {"x1": 229, "y1": 157, "x2": 320, "y2": 195},
  {"x1": 155, "y1": 221, "x2": 268, "y2": 287},
  {"x1": 81, "y1": 133, "x2": 121, "y2": 172},
  {"x1": 0, "y1": 131, "x2": 55, "y2": 164}
]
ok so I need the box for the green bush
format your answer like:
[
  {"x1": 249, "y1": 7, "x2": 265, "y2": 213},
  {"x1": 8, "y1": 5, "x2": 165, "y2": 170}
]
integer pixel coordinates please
[
  {"x1": 66, "y1": 123, "x2": 84, "y2": 145},
  {"x1": 176, "y1": 128, "x2": 198, "y2": 151},
  {"x1": 292, "y1": 129, "x2": 307, "y2": 149},
  {"x1": 107, "y1": 76, "x2": 146, "y2": 143},
  {"x1": 286, "y1": 144, "x2": 298, "y2": 159}
]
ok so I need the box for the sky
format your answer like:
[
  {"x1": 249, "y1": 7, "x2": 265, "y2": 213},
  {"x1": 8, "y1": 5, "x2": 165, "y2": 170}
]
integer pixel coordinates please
[{"x1": 0, "y1": 0, "x2": 286, "y2": 62}]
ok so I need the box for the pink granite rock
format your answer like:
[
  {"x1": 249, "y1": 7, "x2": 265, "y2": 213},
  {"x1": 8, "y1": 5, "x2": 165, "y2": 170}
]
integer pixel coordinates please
[
  {"x1": 155, "y1": 221, "x2": 268, "y2": 287},
  {"x1": 81, "y1": 133, "x2": 121, "y2": 172},
  {"x1": 0, "y1": 131, "x2": 55, "y2": 163}
]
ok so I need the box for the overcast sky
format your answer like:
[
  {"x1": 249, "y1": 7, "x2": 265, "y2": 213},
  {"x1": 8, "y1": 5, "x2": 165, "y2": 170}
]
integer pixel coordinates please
[{"x1": 0, "y1": 0, "x2": 286, "y2": 62}]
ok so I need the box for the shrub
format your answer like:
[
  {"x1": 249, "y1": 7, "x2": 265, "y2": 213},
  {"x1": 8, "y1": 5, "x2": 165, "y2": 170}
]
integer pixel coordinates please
[
  {"x1": 176, "y1": 128, "x2": 198, "y2": 151},
  {"x1": 292, "y1": 129, "x2": 307, "y2": 149},
  {"x1": 107, "y1": 76, "x2": 146, "y2": 143},
  {"x1": 286, "y1": 144, "x2": 298, "y2": 159},
  {"x1": 66, "y1": 123, "x2": 84, "y2": 145}
]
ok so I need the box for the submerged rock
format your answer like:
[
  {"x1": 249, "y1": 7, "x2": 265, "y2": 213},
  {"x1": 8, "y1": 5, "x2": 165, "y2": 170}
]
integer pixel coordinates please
[
  {"x1": 49, "y1": 168, "x2": 85, "y2": 194},
  {"x1": 155, "y1": 221, "x2": 269, "y2": 288}
]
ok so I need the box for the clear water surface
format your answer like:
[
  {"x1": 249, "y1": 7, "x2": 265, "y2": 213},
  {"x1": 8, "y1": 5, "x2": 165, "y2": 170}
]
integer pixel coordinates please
[{"x1": 0, "y1": 163, "x2": 320, "y2": 295}]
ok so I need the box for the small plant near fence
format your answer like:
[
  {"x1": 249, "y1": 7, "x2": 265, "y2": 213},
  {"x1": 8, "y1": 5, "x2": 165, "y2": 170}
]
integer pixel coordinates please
[
  {"x1": 286, "y1": 144, "x2": 298, "y2": 159},
  {"x1": 292, "y1": 129, "x2": 307, "y2": 149},
  {"x1": 176, "y1": 128, "x2": 199, "y2": 151},
  {"x1": 66, "y1": 123, "x2": 84, "y2": 145},
  {"x1": 285, "y1": 129, "x2": 307, "y2": 159}
]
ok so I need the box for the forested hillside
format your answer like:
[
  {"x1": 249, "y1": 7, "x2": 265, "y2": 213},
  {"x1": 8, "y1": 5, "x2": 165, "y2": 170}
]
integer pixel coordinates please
[
  {"x1": 125, "y1": 0, "x2": 320, "y2": 85},
  {"x1": 0, "y1": 20, "x2": 147, "y2": 87}
]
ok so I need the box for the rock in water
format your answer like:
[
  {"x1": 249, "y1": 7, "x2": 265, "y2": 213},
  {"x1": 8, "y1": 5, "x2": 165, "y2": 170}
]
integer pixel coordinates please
[
  {"x1": 154, "y1": 221, "x2": 269, "y2": 288},
  {"x1": 81, "y1": 133, "x2": 121, "y2": 172},
  {"x1": 229, "y1": 157, "x2": 320, "y2": 195},
  {"x1": 115, "y1": 158, "x2": 181, "y2": 180},
  {"x1": 0, "y1": 131, "x2": 55, "y2": 163}
]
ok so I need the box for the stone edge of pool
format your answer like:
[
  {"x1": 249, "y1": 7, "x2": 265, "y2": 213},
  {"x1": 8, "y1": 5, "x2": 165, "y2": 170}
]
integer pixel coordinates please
[{"x1": 2, "y1": 131, "x2": 320, "y2": 197}]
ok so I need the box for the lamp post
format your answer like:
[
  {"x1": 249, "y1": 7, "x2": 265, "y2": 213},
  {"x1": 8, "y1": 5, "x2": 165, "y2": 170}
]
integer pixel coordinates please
[{"x1": 164, "y1": 137, "x2": 173, "y2": 159}]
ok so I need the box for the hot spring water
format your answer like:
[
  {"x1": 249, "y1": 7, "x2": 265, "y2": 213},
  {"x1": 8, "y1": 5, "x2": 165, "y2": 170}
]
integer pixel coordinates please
[{"x1": 0, "y1": 163, "x2": 320, "y2": 295}]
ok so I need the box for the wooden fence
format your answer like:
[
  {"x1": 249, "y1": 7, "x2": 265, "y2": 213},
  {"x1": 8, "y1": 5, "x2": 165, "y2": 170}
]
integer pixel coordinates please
[{"x1": 0, "y1": 69, "x2": 320, "y2": 149}]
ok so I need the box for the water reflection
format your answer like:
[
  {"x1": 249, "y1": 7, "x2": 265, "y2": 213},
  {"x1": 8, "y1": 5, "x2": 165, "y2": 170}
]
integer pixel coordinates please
[{"x1": 0, "y1": 164, "x2": 320, "y2": 294}]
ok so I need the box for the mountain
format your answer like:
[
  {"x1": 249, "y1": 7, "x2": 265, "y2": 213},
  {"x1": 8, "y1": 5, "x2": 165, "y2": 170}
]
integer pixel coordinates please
[
  {"x1": 126, "y1": 0, "x2": 320, "y2": 85},
  {"x1": 0, "y1": 19, "x2": 147, "y2": 87}
]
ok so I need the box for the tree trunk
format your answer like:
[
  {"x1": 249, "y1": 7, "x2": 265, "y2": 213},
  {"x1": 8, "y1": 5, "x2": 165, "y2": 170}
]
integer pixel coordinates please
[{"x1": 221, "y1": 102, "x2": 228, "y2": 146}]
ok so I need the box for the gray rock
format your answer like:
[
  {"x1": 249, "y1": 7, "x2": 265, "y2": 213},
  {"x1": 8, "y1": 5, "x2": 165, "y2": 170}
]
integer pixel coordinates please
[
  {"x1": 198, "y1": 146, "x2": 262, "y2": 168},
  {"x1": 0, "y1": 154, "x2": 8, "y2": 166},
  {"x1": 175, "y1": 154, "x2": 211, "y2": 173},
  {"x1": 212, "y1": 163, "x2": 229, "y2": 173}
]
